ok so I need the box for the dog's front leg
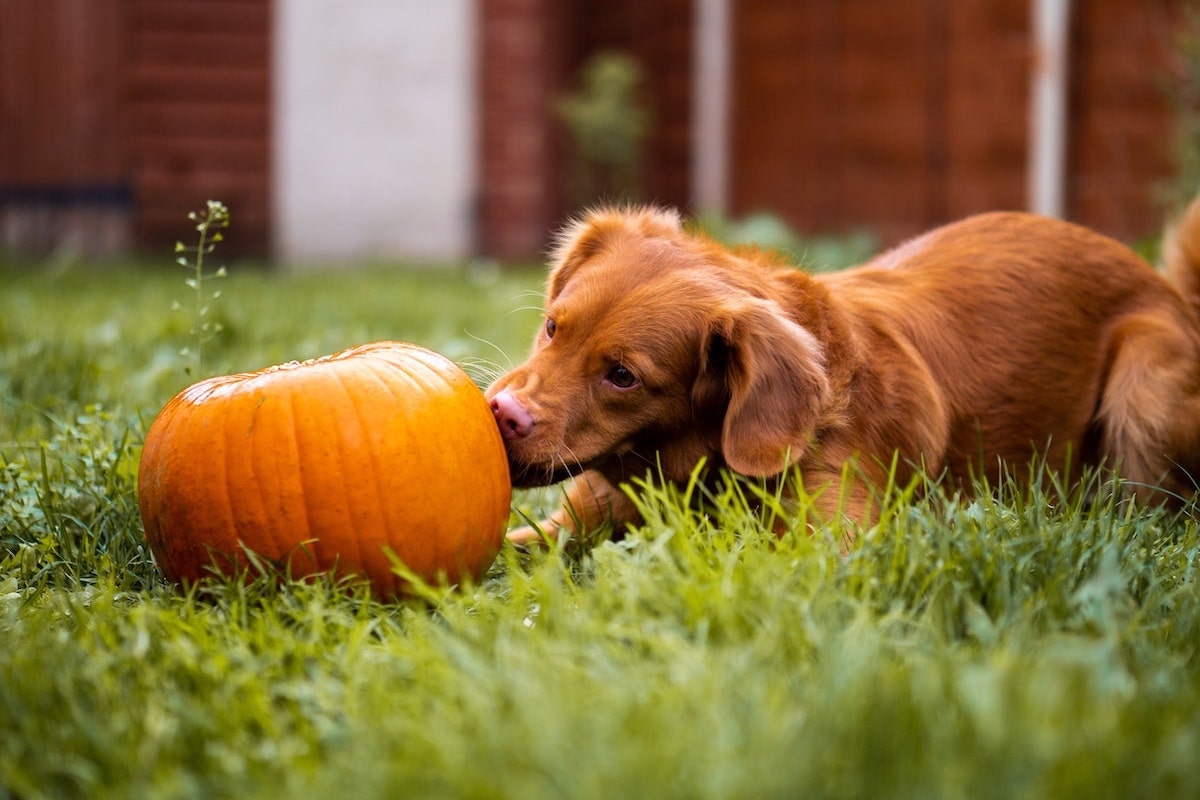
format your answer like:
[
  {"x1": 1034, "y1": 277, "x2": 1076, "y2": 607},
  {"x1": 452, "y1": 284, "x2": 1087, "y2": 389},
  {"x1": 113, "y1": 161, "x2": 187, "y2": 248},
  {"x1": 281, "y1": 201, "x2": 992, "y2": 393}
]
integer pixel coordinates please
[
  {"x1": 797, "y1": 466, "x2": 881, "y2": 553},
  {"x1": 507, "y1": 469, "x2": 641, "y2": 547}
]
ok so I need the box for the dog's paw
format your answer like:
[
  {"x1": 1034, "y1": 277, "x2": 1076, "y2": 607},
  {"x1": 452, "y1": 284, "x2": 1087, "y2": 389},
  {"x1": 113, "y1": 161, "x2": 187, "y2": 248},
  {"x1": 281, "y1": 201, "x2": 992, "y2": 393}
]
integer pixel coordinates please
[{"x1": 506, "y1": 522, "x2": 557, "y2": 549}]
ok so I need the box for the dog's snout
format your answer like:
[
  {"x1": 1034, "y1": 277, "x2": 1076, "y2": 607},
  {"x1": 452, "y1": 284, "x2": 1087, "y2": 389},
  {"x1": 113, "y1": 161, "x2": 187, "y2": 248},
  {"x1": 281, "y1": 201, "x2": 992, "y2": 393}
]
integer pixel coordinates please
[{"x1": 490, "y1": 391, "x2": 534, "y2": 440}]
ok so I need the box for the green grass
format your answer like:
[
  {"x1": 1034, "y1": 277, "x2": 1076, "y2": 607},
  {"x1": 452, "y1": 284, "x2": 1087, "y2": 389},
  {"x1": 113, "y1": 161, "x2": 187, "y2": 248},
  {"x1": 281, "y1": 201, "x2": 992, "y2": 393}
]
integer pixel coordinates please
[{"x1": 2, "y1": 256, "x2": 1200, "y2": 800}]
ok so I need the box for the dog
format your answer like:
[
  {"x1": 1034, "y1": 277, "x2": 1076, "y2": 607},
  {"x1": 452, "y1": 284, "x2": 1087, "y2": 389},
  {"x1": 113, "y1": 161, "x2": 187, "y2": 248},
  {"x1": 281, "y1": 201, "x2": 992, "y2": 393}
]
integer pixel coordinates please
[{"x1": 486, "y1": 201, "x2": 1200, "y2": 545}]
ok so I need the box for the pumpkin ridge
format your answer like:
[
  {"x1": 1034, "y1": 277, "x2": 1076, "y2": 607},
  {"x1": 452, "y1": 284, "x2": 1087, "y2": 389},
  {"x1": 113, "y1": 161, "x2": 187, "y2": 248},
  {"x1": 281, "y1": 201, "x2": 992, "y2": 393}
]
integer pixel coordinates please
[
  {"x1": 326, "y1": 363, "x2": 377, "y2": 590},
  {"x1": 352, "y1": 362, "x2": 420, "y2": 582},
  {"x1": 417, "y1": 367, "x2": 472, "y2": 574},
  {"x1": 140, "y1": 399, "x2": 183, "y2": 579},
  {"x1": 283, "y1": 387, "x2": 317, "y2": 559},
  {"x1": 243, "y1": 386, "x2": 278, "y2": 568},
  {"x1": 216, "y1": 390, "x2": 245, "y2": 575},
  {"x1": 238, "y1": 387, "x2": 279, "y2": 573},
  {"x1": 373, "y1": 359, "x2": 440, "y2": 575}
]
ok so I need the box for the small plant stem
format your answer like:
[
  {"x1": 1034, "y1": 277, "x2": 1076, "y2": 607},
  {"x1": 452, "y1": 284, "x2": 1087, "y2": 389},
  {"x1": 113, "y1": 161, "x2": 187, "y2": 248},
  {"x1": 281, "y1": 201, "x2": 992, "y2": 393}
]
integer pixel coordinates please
[
  {"x1": 193, "y1": 217, "x2": 211, "y2": 371},
  {"x1": 175, "y1": 200, "x2": 230, "y2": 378}
]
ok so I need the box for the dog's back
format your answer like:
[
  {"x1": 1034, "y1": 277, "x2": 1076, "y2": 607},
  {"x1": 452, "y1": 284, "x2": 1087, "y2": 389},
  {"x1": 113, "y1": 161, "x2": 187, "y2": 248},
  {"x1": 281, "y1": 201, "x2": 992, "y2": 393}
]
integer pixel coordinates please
[{"x1": 821, "y1": 209, "x2": 1200, "y2": 500}]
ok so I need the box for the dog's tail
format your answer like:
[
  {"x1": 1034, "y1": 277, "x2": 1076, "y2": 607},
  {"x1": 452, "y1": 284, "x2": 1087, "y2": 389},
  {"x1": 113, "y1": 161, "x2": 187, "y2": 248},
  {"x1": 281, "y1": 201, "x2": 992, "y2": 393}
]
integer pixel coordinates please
[{"x1": 1163, "y1": 196, "x2": 1200, "y2": 318}]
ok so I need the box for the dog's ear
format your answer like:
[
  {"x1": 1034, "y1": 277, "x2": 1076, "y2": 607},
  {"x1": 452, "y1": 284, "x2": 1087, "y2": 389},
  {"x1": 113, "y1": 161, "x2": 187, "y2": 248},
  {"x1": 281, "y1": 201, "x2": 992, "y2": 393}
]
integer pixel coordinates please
[
  {"x1": 548, "y1": 207, "x2": 683, "y2": 300},
  {"x1": 695, "y1": 298, "x2": 830, "y2": 477},
  {"x1": 548, "y1": 216, "x2": 615, "y2": 300}
]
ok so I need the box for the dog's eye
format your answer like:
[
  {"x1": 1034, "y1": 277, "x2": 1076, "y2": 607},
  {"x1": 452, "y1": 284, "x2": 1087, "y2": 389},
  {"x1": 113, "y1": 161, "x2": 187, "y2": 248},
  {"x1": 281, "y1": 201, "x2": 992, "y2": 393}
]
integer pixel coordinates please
[
  {"x1": 544, "y1": 318, "x2": 557, "y2": 340},
  {"x1": 606, "y1": 364, "x2": 639, "y2": 389}
]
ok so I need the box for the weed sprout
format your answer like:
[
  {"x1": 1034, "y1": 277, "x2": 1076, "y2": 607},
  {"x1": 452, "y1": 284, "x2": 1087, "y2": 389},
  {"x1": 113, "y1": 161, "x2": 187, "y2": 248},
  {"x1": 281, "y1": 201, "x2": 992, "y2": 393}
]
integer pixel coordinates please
[{"x1": 173, "y1": 200, "x2": 230, "y2": 377}]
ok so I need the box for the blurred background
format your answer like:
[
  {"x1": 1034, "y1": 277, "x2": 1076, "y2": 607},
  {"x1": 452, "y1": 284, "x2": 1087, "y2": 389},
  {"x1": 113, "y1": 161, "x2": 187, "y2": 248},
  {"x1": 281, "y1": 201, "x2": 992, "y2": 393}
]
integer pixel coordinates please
[{"x1": 0, "y1": 0, "x2": 1197, "y2": 267}]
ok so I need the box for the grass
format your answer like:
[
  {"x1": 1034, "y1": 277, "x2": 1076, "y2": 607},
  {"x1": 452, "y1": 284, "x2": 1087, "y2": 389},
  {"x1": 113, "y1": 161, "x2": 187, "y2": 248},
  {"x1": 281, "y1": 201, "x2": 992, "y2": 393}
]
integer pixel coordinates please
[{"x1": 2, "y1": 253, "x2": 1200, "y2": 799}]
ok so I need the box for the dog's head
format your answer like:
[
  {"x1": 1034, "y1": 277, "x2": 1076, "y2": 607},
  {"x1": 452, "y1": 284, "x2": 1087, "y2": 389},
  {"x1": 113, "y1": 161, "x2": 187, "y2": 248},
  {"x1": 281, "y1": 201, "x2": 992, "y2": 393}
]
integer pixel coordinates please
[{"x1": 486, "y1": 207, "x2": 831, "y2": 487}]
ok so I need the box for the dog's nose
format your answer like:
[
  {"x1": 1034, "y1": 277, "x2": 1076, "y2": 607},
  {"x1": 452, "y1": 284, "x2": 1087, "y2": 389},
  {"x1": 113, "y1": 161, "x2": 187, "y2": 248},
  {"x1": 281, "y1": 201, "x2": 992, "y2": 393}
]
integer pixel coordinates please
[{"x1": 490, "y1": 391, "x2": 534, "y2": 440}]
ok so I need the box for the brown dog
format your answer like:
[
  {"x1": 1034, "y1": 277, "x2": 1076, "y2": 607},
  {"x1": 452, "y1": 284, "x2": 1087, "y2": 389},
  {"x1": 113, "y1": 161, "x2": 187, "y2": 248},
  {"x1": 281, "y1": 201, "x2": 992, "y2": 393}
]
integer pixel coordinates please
[{"x1": 486, "y1": 202, "x2": 1200, "y2": 545}]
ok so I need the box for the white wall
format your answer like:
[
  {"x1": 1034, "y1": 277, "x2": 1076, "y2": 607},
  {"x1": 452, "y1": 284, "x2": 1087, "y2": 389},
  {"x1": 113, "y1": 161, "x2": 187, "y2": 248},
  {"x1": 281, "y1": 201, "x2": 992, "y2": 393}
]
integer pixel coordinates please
[{"x1": 274, "y1": 1, "x2": 476, "y2": 265}]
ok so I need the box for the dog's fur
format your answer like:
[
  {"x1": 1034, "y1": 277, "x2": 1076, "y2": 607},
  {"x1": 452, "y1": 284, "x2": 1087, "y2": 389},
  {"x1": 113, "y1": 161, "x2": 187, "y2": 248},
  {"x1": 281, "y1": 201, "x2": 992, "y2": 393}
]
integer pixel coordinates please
[{"x1": 486, "y1": 201, "x2": 1200, "y2": 545}]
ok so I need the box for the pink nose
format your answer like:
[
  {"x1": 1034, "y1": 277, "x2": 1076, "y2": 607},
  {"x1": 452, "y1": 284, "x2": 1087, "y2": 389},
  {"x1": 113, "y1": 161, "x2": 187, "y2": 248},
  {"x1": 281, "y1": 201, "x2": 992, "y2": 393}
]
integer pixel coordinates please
[{"x1": 490, "y1": 391, "x2": 534, "y2": 440}]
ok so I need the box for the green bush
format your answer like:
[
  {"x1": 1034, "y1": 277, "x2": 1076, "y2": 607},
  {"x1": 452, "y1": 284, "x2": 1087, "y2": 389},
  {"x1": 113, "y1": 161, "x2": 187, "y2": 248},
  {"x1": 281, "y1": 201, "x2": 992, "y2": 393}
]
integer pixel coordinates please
[
  {"x1": 698, "y1": 209, "x2": 878, "y2": 272},
  {"x1": 556, "y1": 51, "x2": 651, "y2": 206}
]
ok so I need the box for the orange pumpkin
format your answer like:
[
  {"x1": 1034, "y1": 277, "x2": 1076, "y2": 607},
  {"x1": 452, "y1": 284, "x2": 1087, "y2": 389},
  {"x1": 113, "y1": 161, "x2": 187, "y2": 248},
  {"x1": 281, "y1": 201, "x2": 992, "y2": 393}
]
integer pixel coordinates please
[{"x1": 138, "y1": 341, "x2": 511, "y2": 597}]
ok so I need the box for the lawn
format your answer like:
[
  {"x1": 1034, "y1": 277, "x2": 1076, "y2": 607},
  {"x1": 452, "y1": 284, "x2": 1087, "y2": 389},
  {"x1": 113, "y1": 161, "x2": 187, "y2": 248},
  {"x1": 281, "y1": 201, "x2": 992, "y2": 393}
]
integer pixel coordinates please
[{"x1": 2, "y1": 245, "x2": 1200, "y2": 800}]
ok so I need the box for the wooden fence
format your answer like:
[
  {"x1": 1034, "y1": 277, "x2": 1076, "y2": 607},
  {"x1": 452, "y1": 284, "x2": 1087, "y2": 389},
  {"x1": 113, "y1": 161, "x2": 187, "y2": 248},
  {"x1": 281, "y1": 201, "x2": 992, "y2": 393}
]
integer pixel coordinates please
[{"x1": 0, "y1": 0, "x2": 271, "y2": 257}]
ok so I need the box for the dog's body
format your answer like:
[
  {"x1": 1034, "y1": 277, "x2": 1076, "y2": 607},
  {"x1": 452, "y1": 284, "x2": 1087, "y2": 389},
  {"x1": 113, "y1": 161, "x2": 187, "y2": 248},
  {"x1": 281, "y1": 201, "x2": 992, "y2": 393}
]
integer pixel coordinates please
[{"x1": 487, "y1": 203, "x2": 1200, "y2": 544}]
